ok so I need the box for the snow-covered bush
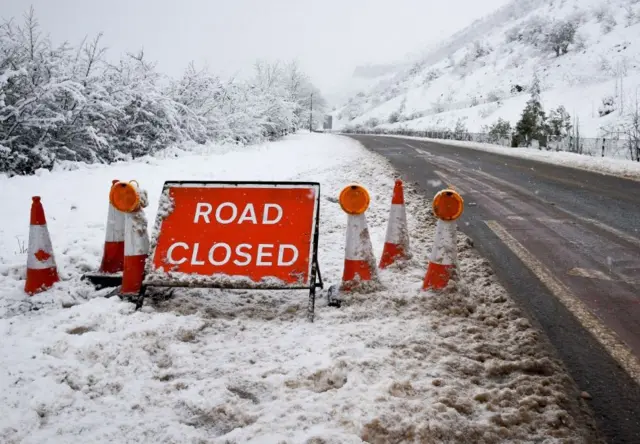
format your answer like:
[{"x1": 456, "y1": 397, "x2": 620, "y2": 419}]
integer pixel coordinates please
[
  {"x1": 505, "y1": 26, "x2": 522, "y2": 43},
  {"x1": 520, "y1": 15, "x2": 549, "y2": 48},
  {"x1": 487, "y1": 118, "x2": 512, "y2": 142},
  {"x1": 453, "y1": 118, "x2": 468, "y2": 140},
  {"x1": 546, "y1": 20, "x2": 577, "y2": 56},
  {"x1": 0, "y1": 8, "x2": 323, "y2": 176},
  {"x1": 423, "y1": 69, "x2": 441, "y2": 83},
  {"x1": 598, "y1": 96, "x2": 616, "y2": 117},
  {"x1": 548, "y1": 106, "x2": 572, "y2": 139},
  {"x1": 364, "y1": 117, "x2": 380, "y2": 128},
  {"x1": 388, "y1": 111, "x2": 400, "y2": 124}
]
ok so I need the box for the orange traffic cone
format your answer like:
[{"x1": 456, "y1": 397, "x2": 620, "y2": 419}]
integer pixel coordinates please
[
  {"x1": 338, "y1": 184, "x2": 379, "y2": 292},
  {"x1": 25, "y1": 196, "x2": 59, "y2": 295},
  {"x1": 110, "y1": 181, "x2": 150, "y2": 296},
  {"x1": 99, "y1": 180, "x2": 125, "y2": 274},
  {"x1": 422, "y1": 219, "x2": 458, "y2": 290},
  {"x1": 379, "y1": 179, "x2": 410, "y2": 268},
  {"x1": 422, "y1": 189, "x2": 464, "y2": 291}
]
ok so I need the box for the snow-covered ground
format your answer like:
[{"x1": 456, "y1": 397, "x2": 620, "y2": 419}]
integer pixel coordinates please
[
  {"x1": 0, "y1": 133, "x2": 599, "y2": 443},
  {"x1": 372, "y1": 134, "x2": 640, "y2": 180}
]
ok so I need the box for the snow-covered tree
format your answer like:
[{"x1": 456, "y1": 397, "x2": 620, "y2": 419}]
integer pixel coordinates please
[
  {"x1": 548, "y1": 106, "x2": 572, "y2": 139},
  {"x1": 598, "y1": 96, "x2": 616, "y2": 117},
  {"x1": 514, "y1": 74, "x2": 548, "y2": 147},
  {"x1": 0, "y1": 8, "x2": 324, "y2": 175},
  {"x1": 546, "y1": 20, "x2": 576, "y2": 56}
]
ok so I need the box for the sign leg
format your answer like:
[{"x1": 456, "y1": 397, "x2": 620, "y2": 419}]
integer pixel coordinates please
[
  {"x1": 135, "y1": 285, "x2": 147, "y2": 311},
  {"x1": 307, "y1": 285, "x2": 316, "y2": 322}
]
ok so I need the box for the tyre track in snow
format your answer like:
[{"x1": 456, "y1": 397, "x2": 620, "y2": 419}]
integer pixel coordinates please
[{"x1": 347, "y1": 134, "x2": 640, "y2": 444}]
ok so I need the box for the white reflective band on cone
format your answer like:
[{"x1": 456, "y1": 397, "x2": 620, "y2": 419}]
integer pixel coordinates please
[
  {"x1": 345, "y1": 213, "x2": 371, "y2": 261},
  {"x1": 429, "y1": 220, "x2": 457, "y2": 265},
  {"x1": 385, "y1": 204, "x2": 408, "y2": 245},
  {"x1": 105, "y1": 204, "x2": 125, "y2": 242},
  {"x1": 124, "y1": 211, "x2": 150, "y2": 256},
  {"x1": 26, "y1": 225, "x2": 57, "y2": 269}
]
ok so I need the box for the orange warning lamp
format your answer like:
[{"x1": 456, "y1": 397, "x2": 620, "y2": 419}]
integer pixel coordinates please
[
  {"x1": 432, "y1": 188, "x2": 464, "y2": 221},
  {"x1": 109, "y1": 180, "x2": 141, "y2": 213},
  {"x1": 339, "y1": 183, "x2": 370, "y2": 215}
]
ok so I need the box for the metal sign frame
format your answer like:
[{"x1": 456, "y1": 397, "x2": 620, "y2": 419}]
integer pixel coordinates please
[{"x1": 137, "y1": 180, "x2": 324, "y2": 321}]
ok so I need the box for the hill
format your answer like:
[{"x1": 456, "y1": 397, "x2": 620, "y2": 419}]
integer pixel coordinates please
[{"x1": 332, "y1": 0, "x2": 640, "y2": 142}]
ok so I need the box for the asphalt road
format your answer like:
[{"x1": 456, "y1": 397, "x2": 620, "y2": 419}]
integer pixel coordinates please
[{"x1": 348, "y1": 134, "x2": 640, "y2": 444}]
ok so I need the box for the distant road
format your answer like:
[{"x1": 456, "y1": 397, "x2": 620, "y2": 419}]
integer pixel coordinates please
[{"x1": 348, "y1": 134, "x2": 640, "y2": 444}]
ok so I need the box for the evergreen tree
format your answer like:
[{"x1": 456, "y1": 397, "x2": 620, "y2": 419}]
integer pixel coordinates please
[{"x1": 514, "y1": 73, "x2": 548, "y2": 148}]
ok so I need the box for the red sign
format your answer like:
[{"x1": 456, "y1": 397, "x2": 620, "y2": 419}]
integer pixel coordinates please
[{"x1": 145, "y1": 182, "x2": 320, "y2": 288}]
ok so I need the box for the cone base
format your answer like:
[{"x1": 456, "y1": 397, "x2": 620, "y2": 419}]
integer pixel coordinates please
[
  {"x1": 422, "y1": 262, "x2": 455, "y2": 290},
  {"x1": 341, "y1": 259, "x2": 375, "y2": 292},
  {"x1": 25, "y1": 267, "x2": 59, "y2": 295},
  {"x1": 99, "y1": 241, "x2": 125, "y2": 274},
  {"x1": 121, "y1": 254, "x2": 147, "y2": 295},
  {"x1": 379, "y1": 242, "x2": 407, "y2": 269}
]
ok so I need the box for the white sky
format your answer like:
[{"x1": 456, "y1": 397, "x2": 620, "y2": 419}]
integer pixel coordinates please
[{"x1": 3, "y1": 0, "x2": 512, "y2": 93}]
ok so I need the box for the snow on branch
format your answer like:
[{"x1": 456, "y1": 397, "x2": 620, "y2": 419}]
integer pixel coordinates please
[{"x1": 0, "y1": 9, "x2": 325, "y2": 176}]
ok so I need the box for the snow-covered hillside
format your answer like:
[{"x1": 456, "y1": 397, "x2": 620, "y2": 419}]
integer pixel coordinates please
[{"x1": 332, "y1": 0, "x2": 640, "y2": 138}]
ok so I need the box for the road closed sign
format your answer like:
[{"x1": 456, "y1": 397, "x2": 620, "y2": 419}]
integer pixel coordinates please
[{"x1": 145, "y1": 181, "x2": 321, "y2": 289}]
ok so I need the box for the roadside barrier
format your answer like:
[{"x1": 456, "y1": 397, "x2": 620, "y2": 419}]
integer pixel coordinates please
[{"x1": 24, "y1": 176, "x2": 466, "y2": 317}]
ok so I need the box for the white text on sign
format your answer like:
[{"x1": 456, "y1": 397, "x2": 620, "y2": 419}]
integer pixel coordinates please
[{"x1": 166, "y1": 201, "x2": 298, "y2": 267}]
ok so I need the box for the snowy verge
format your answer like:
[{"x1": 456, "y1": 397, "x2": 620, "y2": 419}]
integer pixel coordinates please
[
  {"x1": 353, "y1": 133, "x2": 640, "y2": 181},
  {"x1": 0, "y1": 133, "x2": 600, "y2": 443}
]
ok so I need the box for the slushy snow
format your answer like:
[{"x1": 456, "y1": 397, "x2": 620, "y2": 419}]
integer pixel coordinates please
[{"x1": 0, "y1": 133, "x2": 600, "y2": 443}]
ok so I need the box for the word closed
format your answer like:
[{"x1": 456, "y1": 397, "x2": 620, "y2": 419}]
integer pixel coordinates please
[{"x1": 150, "y1": 183, "x2": 319, "y2": 286}]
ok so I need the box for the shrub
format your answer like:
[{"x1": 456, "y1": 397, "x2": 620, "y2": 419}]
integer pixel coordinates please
[
  {"x1": 487, "y1": 118, "x2": 512, "y2": 142},
  {"x1": 546, "y1": 20, "x2": 577, "y2": 56},
  {"x1": 598, "y1": 96, "x2": 615, "y2": 117}
]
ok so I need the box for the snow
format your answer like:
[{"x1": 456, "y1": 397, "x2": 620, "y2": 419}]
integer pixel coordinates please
[
  {"x1": 333, "y1": 0, "x2": 640, "y2": 141},
  {"x1": 0, "y1": 133, "x2": 598, "y2": 442},
  {"x1": 374, "y1": 134, "x2": 640, "y2": 180}
]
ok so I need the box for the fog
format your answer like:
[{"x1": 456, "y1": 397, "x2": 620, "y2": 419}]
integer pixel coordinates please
[{"x1": 3, "y1": 0, "x2": 512, "y2": 95}]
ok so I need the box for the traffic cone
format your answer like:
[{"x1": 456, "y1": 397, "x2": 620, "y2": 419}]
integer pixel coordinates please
[
  {"x1": 422, "y1": 219, "x2": 458, "y2": 290},
  {"x1": 336, "y1": 184, "x2": 379, "y2": 293},
  {"x1": 119, "y1": 183, "x2": 150, "y2": 296},
  {"x1": 341, "y1": 213, "x2": 379, "y2": 292},
  {"x1": 25, "y1": 196, "x2": 59, "y2": 295},
  {"x1": 422, "y1": 188, "x2": 464, "y2": 291},
  {"x1": 99, "y1": 180, "x2": 125, "y2": 274},
  {"x1": 379, "y1": 179, "x2": 410, "y2": 268}
]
